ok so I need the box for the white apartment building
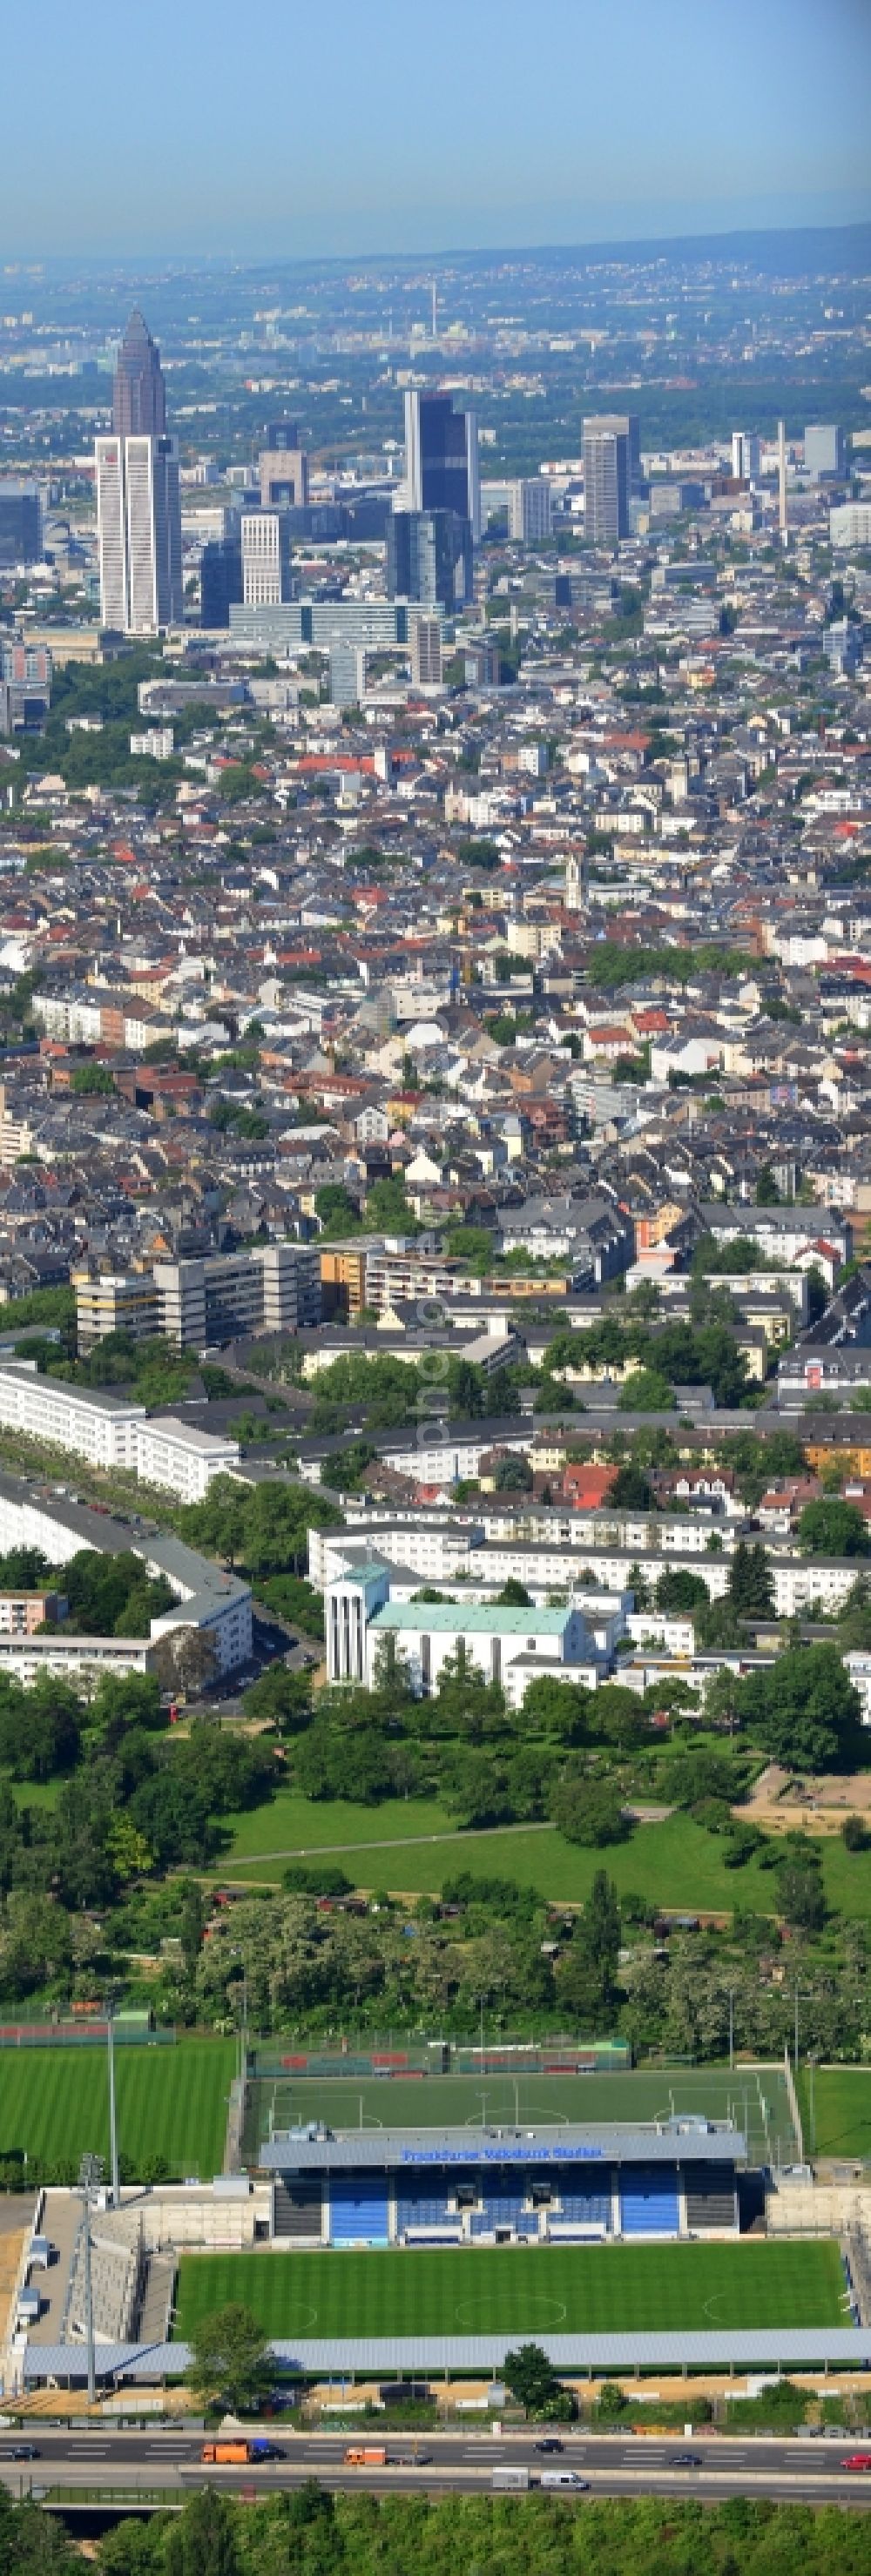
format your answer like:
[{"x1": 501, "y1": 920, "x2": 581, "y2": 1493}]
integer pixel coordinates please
[
  {"x1": 0, "y1": 1362, "x2": 145, "y2": 1470},
  {"x1": 0, "y1": 1470, "x2": 253, "y2": 1677},
  {"x1": 830, "y1": 504, "x2": 871, "y2": 549},
  {"x1": 134, "y1": 1416, "x2": 240, "y2": 1504},
  {"x1": 0, "y1": 1364, "x2": 240, "y2": 1503}
]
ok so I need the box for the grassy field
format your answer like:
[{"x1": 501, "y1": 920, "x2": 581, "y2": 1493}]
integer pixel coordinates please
[
  {"x1": 798, "y1": 2066, "x2": 871, "y2": 2162},
  {"x1": 0, "y1": 2039, "x2": 235, "y2": 2179},
  {"x1": 220, "y1": 1799, "x2": 871, "y2": 1920},
  {"x1": 174, "y1": 2238, "x2": 846, "y2": 2343},
  {"x1": 247, "y1": 2066, "x2": 796, "y2": 2168}
]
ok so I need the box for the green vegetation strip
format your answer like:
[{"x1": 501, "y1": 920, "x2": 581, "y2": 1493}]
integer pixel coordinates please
[
  {"x1": 174, "y1": 2239, "x2": 844, "y2": 2342},
  {"x1": 0, "y1": 2039, "x2": 235, "y2": 2179}
]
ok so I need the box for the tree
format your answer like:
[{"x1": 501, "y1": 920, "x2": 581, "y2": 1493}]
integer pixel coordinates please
[
  {"x1": 493, "y1": 1452, "x2": 533, "y2": 1491},
  {"x1": 775, "y1": 1849, "x2": 826, "y2": 1932},
  {"x1": 618, "y1": 1368, "x2": 674, "y2": 1412},
  {"x1": 550, "y1": 1768, "x2": 630, "y2": 1846},
  {"x1": 185, "y1": 2304, "x2": 271, "y2": 2414},
  {"x1": 165, "y1": 2487, "x2": 239, "y2": 2576},
  {"x1": 496, "y1": 1578, "x2": 532, "y2": 1607},
  {"x1": 153, "y1": 1629, "x2": 219, "y2": 1697},
  {"x1": 728, "y1": 1540, "x2": 774, "y2": 1618},
  {"x1": 737, "y1": 1644, "x2": 863, "y2": 1773},
  {"x1": 503, "y1": 2342, "x2": 575, "y2": 2420},
  {"x1": 655, "y1": 1566, "x2": 709, "y2": 1615},
  {"x1": 798, "y1": 1498, "x2": 871, "y2": 1560},
  {"x1": 70, "y1": 1061, "x2": 115, "y2": 1096}
]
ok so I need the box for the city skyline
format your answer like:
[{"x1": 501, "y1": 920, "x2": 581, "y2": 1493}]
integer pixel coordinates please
[{"x1": 1, "y1": 0, "x2": 868, "y2": 259}]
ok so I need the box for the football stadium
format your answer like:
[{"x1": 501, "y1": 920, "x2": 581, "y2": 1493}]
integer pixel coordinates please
[{"x1": 10, "y1": 2049, "x2": 871, "y2": 2391}]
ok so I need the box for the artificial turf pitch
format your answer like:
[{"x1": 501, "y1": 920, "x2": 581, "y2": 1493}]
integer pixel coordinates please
[
  {"x1": 173, "y1": 2239, "x2": 846, "y2": 2343},
  {"x1": 0, "y1": 2040, "x2": 235, "y2": 2179}
]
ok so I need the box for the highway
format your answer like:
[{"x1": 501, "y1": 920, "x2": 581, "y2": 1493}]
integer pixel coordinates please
[{"x1": 3, "y1": 2427, "x2": 871, "y2": 2508}]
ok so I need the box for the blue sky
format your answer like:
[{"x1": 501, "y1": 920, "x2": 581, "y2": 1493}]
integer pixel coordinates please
[{"x1": 3, "y1": 0, "x2": 870, "y2": 258}]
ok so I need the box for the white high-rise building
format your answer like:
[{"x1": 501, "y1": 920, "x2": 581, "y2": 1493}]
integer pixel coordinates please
[
  {"x1": 95, "y1": 438, "x2": 127, "y2": 631},
  {"x1": 125, "y1": 435, "x2": 183, "y2": 633},
  {"x1": 95, "y1": 434, "x2": 182, "y2": 636},
  {"x1": 241, "y1": 510, "x2": 294, "y2": 606},
  {"x1": 508, "y1": 478, "x2": 552, "y2": 543}
]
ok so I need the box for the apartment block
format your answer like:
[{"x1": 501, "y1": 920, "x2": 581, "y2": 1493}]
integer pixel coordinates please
[
  {"x1": 77, "y1": 1244, "x2": 321, "y2": 1355},
  {"x1": 152, "y1": 1243, "x2": 321, "y2": 1348},
  {"x1": 74, "y1": 1268, "x2": 160, "y2": 1353}
]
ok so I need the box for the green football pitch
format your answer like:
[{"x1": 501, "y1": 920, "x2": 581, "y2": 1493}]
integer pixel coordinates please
[
  {"x1": 246, "y1": 2066, "x2": 797, "y2": 2169},
  {"x1": 798, "y1": 2067, "x2": 871, "y2": 2162},
  {"x1": 174, "y1": 2239, "x2": 845, "y2": 2344},
  {"x1": 0, "y1": 2040, "x2": 235, "y2": 2179}
]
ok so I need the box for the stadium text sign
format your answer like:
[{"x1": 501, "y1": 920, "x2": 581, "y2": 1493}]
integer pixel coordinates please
[{"x1": 399, "y1": 2144, "x2": 605, "y2": 2164}]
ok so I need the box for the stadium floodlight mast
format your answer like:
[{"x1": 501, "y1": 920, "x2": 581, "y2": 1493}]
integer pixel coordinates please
[
  {"x1": 78, "y1": 2153, "x2": 105, "y2": 2409},
  {"x1": 106, "y1": 1992, "x2": 119, "y2": 2209}
]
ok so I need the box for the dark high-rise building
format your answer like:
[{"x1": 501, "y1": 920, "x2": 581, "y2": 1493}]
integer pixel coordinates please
[
  {"x1": 0, "y1": 483, "x2": 43, "y2": 568},
  {"x1": 200, "y1": 535, "x2": 244, "y2": 629},
  {"x1": 112, "y1": 310, "x2": 167, "y2": 441},
  {"x1": 387, "y1": 508, "x2": 471, "y2": 609},
  {"x1": 404, "y1": 392, "x2": 480, "y2": 538}
]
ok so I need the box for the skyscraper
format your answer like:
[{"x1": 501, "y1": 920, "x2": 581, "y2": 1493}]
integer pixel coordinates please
[
  {"x1": 582, "y1": 414, "x2": 640, "y2": 547},
  {"x1": 259, "y1": 420, "x2": 309, "y2": 511},
  {"x1": 112, "y1": 310, "x2": 166, "y2": 441},
  {"x1": 732, "y1": 431, "x2": 760, "y2": 483},
  {"x1": 387, "y1": 508, "x2": 472, "y2": 609},
  {"x1": 0, "y1": 483, "x2": 43, "y2": 569},
  {"x1": 95, "y1": 309, "x2": 182, "y2": 634},
  {"x1": 240, "y1": 511, "x2": 294, "y2": 606},
  {"x1": 404, "y1": 392, "x2": 480, "y2": 540}
]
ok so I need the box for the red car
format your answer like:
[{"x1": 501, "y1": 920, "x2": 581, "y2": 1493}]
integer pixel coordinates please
[{"x1": 845, "y1": 2453, "x2": 871, "y2": 2472}]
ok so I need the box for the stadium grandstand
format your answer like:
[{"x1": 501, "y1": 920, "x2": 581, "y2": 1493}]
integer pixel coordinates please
[{"x1": 260, "y1": 2118, "x2": 743, "y2": 2246}]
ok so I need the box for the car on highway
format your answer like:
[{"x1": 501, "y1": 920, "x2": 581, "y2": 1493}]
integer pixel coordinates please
[
  {"x1": 672, "y1": 2452, "x2": 702, "y2": 2468},
  {"x1": 11, "y1": 2445, "x2": 39, "y2": 2460},
  {"x1": 845, "y1": 2452, "x2": 871, "y2": 2472},
  {"x1": 534, "y1": 2437, "x2": 564, "y2": 2453}
]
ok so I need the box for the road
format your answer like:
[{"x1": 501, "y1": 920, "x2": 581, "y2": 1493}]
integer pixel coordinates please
[{"x1": 3, "y1": 2427, "x2": 871, "y2": 2508}]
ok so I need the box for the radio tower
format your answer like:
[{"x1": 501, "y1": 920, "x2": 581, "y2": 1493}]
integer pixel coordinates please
[{"x1": 432, "y1": 279, "x2": 438, "y2": 341}]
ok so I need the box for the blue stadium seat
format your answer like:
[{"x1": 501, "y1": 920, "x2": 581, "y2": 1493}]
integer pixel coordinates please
[
  {"x1": 619, "y1": 2165, "x2": 680, "y2": 2236},
  {"x1": 329, "y1": 2176, "x2": 389, "y2": 2245}
]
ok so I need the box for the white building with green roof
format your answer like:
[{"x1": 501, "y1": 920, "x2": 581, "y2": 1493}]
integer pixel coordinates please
[{"x1": 326, "y1": 1560, "x2": 598, "y2": 1705}]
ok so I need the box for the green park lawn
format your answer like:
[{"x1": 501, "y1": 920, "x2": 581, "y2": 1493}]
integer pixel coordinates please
[
  {"x1": 0, "y1": 2038, "x2": 235, "y2": 2178},
  {"x1": 174, "y1": 2237, "x2": 846, "y2": 2344},
  {"x1": 219, "y1": 1796, "x2": 871, "y2": 1920}
]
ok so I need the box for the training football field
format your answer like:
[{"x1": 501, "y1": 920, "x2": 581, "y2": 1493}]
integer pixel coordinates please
[
  {"x1": 174, "y1": 2238, "x2": 844, "y2": 2343},
  {"x1": 0, "y1": 2040, "x2": 235, "y2": 2180},
  {"x1": 246, "y1": 2065, "x2": 797, "y2": 2169}
]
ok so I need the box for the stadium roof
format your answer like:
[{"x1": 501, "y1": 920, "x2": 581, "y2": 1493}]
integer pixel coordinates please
[
  {"x1": 260, "y1": 2122, "x2": 746, "y2": 2171},
  {"x1": 24, "y1": 2328, "x2": 871, "y2": 2383}
]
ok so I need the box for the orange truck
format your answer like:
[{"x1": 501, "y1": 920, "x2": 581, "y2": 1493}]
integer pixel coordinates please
[
  {"x1": 201, "y1": 2440, "x2": 276, "y2": 2465},
  {"x1": 344, "y1": 2445, "x2": 388, "y2": 2467}
]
